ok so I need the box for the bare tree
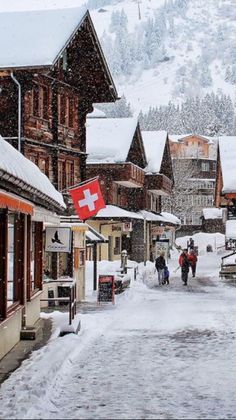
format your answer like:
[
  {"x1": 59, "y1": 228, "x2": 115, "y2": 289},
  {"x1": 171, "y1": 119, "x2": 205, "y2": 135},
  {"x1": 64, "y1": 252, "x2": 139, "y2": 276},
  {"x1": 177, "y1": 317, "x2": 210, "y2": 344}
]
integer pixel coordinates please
[{"x1": 163, "y1": 158, "x2": 198, "y2": 224}]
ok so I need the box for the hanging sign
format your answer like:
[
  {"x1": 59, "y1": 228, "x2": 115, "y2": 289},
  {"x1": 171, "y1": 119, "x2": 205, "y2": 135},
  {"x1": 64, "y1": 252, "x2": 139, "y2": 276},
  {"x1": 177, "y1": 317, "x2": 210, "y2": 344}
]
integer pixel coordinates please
[
  {"x1": 45, "y1": 227, "x2": 71, "y2": 253},
  {"x1": 122, "y1": 222, "x2": 133, "y2": 232},
  {"x1": 97, "y1": 275, "x2": 115, "y2": 304}
]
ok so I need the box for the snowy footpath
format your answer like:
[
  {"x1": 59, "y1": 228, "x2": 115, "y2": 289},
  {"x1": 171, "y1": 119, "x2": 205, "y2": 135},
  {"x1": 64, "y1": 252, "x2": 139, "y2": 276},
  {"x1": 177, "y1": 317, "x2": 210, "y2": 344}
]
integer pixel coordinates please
[{"x1": 1, "y1": 233, "x2": 236, "y2": 419}]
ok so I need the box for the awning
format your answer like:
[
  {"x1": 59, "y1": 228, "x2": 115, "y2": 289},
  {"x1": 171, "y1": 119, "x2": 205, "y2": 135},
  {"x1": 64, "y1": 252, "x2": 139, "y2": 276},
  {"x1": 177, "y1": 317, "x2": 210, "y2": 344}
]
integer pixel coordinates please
[
  {"x1": 0, "y1": 190, "x2": 34, "y2": 215},
  {"x1": 86, "y1": 225, "x2": 108, "y2": 244}
]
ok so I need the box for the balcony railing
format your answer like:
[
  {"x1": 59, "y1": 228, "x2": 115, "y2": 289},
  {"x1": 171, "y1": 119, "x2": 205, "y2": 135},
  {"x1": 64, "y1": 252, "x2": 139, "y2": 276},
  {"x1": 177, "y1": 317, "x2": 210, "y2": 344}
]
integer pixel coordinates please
[
  {"x1": 145, "y1": 173, "x2": 172, "y2": 196},
  {"x1": 87, "y1": 162, "x2": 145, "y2": 189}
]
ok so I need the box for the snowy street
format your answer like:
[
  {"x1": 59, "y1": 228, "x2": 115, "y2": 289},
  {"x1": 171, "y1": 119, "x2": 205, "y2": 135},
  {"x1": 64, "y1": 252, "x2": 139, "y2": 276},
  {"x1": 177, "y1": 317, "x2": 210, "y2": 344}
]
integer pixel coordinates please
[{"x1": 1, "y1": 239, "x2": 236, "y2": 419}]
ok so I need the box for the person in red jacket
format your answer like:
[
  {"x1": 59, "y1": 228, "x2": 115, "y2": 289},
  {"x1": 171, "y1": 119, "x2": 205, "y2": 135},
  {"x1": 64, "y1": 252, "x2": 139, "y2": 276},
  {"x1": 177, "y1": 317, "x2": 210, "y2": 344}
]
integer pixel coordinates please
[
  {"x1": 179, "y1": 249, "x2": 190, "y2": 285},
  {"x1": 188, "y1": 249, "x2": 198, "y2": 277}
]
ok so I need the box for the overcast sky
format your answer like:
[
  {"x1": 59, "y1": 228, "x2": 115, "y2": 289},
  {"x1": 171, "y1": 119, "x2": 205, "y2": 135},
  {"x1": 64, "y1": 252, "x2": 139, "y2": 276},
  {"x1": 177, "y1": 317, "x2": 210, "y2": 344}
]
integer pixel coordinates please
[{"x1": 0, "y1": 0, "x2": 87, "y2": 12}]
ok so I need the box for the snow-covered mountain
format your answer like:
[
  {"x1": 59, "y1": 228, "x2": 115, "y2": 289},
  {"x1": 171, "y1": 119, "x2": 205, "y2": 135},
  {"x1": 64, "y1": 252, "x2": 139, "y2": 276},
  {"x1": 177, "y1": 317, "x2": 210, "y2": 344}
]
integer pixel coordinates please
[
  {"x1": 2, "y1": 0, "x2": 236, "y2": 117},
  {"x1": 88, "y1": 0, "x2": 236, "y2": 114}
]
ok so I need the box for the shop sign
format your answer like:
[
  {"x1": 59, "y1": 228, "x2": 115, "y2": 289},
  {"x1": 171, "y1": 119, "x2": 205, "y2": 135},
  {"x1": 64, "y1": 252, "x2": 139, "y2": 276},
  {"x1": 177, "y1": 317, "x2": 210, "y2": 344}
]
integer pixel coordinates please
[
  {"x1": 45, "y1": 227, "x2": 71, "y2": 253},
  {"x1": 152, "y1": 226, "x2": 165, "y2": 236},
  {"x1": 112, "y1": 225, "x2": 122, "y2": 232},
  {"x1": 97, "y1": 275, "x2": 115, "y2": 304},
  {"x1": 122, "y1": 222, "x2": 132, "y2": 232},
  {"x1": 155, "y1": 241, "x2": 169, "y2": 260}
]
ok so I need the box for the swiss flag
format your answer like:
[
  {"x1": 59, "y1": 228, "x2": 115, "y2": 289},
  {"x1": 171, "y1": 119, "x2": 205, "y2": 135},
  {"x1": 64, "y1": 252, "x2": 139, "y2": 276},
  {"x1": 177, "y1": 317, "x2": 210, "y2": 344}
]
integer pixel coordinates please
[{"x1": 68, "y1": 178, "x2": 106, "y2": 221}]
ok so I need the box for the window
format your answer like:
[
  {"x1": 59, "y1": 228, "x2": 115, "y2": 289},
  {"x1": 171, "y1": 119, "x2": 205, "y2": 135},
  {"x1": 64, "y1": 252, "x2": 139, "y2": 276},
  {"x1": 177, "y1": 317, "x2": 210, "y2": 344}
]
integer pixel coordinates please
[
  {"x1": 7, "y1": 214, "x2": 15, "y2": 307},
  {"x1": 213, "y1": 162, "x2": 216, "y2": 172},
  {"x1": 0, "y1": 211, "x2": 25, "y2": 318},
  {"x1": 27, "y1": 219, "x2": 43, "y2": 298},
  {"x1": 32, "y1": 86, "x2": 40, "y2": 117},
  {"x1": 38, "y1": 157, "x2": 49, "y2": 177},
  {"x1": 114, "y1": 237, "x2": 121, "y2": 255},
  {"x1": 42, "y1": 86, "x2": 49, "y2": 120},
  {"x1": 59, "y1": 94, "x2": 66, "y2": 125},
  {"x1": 202, "y1": 162, "x2": 210, "y2": 171},
  {"x1": 66, "y1": 161, "x2": 74, "y2": 188},
  {"x1": 58, "y1": 160, "x2": 65, "y2": 191},
  {"x1": 68, "y1": 98, "x2": 74, "y2": 128}
]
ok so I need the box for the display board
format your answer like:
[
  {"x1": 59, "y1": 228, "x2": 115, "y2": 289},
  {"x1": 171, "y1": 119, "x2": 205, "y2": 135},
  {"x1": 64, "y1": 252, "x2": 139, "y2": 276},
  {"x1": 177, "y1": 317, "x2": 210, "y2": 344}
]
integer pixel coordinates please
[
  {"x1": 97, "y1": 275, "x2": 115, "y2": 304},
  {"x1": 155, "y1": 240, "x2": 169, "y2": 261}
]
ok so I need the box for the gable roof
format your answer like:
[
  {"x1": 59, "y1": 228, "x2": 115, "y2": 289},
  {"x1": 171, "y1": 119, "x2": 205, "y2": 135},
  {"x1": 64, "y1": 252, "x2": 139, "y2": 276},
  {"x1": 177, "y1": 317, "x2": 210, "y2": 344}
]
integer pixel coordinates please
[
  {"x1": 0, "y1": 7, "x2": 88, "y2": 69},
  {"x1": 0, "y1": 136, "x2": 65, "y2": 211},
  {"x1": 86, "y1": 117, "x2": 139, "y2": 163},
  {"x1": 142, "y1": 131, "x2": 167, "y2": 173},
  {"x1": 219, "y1": 136, "x2": 236, "y2": 193}
]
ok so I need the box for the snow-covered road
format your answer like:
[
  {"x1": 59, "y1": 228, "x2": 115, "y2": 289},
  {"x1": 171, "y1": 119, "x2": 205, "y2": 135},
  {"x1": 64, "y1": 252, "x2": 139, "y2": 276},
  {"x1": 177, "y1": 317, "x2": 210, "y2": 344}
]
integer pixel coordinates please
[{"x1": 1, "y1": 249, "x2": 236, "y2": 419}]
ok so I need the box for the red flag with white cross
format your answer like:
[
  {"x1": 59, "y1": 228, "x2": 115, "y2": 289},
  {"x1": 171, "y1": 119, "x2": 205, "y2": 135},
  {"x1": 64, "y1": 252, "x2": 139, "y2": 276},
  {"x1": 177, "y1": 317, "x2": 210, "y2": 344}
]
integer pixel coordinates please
[{"x1": 68, "y1": 178, "x2": 106, "y2": 221}]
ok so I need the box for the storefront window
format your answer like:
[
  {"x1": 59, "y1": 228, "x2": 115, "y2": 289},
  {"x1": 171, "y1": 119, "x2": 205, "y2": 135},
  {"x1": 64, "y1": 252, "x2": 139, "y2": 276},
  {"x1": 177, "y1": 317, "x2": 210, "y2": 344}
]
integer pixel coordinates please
[
  {"x1": 30, "y1": 222, "x2": 36, "y2": 291},
  {"x1": 7, "y1": 214, "x2": 15, "y2": 306}
]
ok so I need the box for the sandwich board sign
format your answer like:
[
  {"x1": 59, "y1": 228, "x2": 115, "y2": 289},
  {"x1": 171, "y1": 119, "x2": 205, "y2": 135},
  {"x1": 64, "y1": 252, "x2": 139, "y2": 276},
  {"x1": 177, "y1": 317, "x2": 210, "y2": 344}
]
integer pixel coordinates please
[
  {"x1": 97, "y1": 275, "x2": 115, "y2": 304},
  {"x1": 45, "y1": 227, "x2": 71, "y2": 253}
]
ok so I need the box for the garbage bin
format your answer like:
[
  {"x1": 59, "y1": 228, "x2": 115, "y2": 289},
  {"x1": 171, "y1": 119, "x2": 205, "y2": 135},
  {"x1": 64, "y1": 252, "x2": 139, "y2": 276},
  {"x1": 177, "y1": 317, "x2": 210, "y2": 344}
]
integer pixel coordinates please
[{"x1": 58, "y1": 285, "x2": 70, "y2": 306}]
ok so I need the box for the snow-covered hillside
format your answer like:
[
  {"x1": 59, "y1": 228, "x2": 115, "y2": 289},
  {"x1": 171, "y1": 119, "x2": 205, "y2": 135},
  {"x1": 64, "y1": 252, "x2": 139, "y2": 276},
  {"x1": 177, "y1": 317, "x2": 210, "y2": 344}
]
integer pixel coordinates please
[{"x1": 89, "y1": 0, "x2": 236, "y2": 113}]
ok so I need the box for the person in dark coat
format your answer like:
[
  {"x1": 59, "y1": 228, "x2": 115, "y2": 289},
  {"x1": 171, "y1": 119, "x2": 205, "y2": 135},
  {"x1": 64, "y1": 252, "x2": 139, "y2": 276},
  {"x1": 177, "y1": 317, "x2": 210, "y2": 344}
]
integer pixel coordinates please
[
  {"x1": 155, "y1": 252, "x2": 166, "y2": 286},
  {"x1": 188, "y1": 237, "x2": 194, "y2": 251},
  {"x1": 188, "y1": 249, "x2": 198, "y2": 277},
  {"x1": 179, "y1": 249, "x2": 190, "y2": 285}
]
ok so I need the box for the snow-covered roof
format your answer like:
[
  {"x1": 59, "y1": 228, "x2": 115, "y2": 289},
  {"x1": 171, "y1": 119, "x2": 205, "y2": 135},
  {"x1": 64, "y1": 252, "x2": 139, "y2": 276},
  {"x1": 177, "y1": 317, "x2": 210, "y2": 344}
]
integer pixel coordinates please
[
  {"x1": 226, "y1": 220, "x2": 236, "y2": 239},
  {"x1": 94, "y1": 205, "x2": 143, "y2": 220},
  {"x1": 0, "y1": 6, "x2": 87, "y2": 69},
  {"x1": 219, "y1": 136, "x2": 236, "y2": 193},
  {"x1": 202, "y1": 208, "x2": 223, "y2": 220},
  {"x1": 0, "y1": 136, "x2": 65, "y2": 209},
  {"x1": 142, "y1": 131, "x2": 167, "y2": 173},
  {"x1": 87, "y1": 108, "x2": 106, "y2": 119},
  {"x1": 86, "y1": 226, "x2": 108, "y2": 243},
  {"x1": 138, "y1": 210, "x2": 165, "y2": 222},
  {"x1": 86, "y1": 118, "x2": 138, "y2": 163},
  {"x1": 161, "y1": 212, "x2": 181, "y2": 225}
]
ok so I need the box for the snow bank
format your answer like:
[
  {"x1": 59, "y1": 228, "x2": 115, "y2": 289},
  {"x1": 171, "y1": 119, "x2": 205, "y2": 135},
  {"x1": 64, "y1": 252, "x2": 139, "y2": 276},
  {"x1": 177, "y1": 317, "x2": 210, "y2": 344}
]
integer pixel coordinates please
[
  {"x1": 203, "y1": 208, "x2": 223, "y2": 220},
  {"x1": 176, "y1": 232, "x2": 225, "y2": 254}
]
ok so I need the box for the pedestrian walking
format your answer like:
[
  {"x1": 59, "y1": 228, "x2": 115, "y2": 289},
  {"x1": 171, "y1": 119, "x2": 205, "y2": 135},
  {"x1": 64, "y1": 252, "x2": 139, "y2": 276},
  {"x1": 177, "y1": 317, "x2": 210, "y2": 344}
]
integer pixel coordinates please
[
  {"x1": 179, "y1": 249, "x2": 190, "y2": 286},
  {"x1": 187, "y1": 237, "x2": 194, "y2": 251},
  {"x1": 163, "y1": 265, "x2": 170, "y2": 285},
  {"x1": 188, "y1": 249, "x2": 198, "y2": 277},
  {"x1": 155, "y1": 252, "x2": 166, "y2": 286}
]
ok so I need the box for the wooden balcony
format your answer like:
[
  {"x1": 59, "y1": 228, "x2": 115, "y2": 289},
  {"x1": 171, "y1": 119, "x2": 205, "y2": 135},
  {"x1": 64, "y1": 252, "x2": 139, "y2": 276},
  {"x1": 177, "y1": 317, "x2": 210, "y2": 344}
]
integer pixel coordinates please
[
  {"x1": 145, "y1": 173, "x2": 172, "y2": 196},
  {"x1": 87, "y1": 162, "x2": 145, "y2": 188}
]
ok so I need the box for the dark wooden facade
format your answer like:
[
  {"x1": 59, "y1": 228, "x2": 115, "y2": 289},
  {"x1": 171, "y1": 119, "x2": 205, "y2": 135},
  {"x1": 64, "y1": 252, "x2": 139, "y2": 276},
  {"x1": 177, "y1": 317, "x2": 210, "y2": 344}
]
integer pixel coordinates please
[{"x1": 0, "y1": 13, "x2": 117, "y2": 210}]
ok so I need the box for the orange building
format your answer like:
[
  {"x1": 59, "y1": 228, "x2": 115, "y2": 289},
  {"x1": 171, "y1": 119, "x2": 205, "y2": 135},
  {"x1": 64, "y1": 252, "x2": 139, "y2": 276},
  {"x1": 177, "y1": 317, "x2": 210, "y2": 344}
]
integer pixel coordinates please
[{"x1": 169, "y1": 134, "x2": 216, "y2": 159}]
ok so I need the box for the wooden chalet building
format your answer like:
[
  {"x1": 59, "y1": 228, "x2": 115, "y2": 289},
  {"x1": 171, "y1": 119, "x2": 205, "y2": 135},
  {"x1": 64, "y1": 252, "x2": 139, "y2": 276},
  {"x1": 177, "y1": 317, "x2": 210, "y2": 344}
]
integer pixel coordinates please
[
  {"x1": 0, "y1": 6, "x2": 118, "y2": 198},
  {"x1": 169, "y1": 134, "x2": 217, "y2": 228},
  {"x1": 0, "y1": 136, "x2": 65, "y2": 360},
  {"x1": 86, "y1": 120, "x2": 176, "y2": 262},
  {"x1": 141, "y1": 131, "x2": 176, "y2": 260}
]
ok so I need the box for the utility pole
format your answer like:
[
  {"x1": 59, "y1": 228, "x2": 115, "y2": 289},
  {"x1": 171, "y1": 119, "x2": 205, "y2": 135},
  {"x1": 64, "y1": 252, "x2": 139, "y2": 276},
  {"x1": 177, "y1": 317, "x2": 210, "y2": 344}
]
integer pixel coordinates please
[{"x1": 136, "y1": 0, "x2": 142, "y2": 20}]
